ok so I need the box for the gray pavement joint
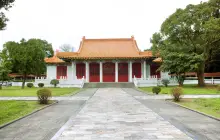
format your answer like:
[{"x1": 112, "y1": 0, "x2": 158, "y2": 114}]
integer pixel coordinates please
[{"x1": 53, "y1": 88, "x2": 192, "y2": 140}]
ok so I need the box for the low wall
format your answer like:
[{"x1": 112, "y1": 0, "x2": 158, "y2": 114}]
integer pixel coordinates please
[
  {"x1": 135, "y1": 78, "x2": 220, "y2": 87},
  {"x1": 11, "y1": 78, "x2": 85, "y2": 88},
  {"x1": 34, "y1": 77, "x2": 85, "y2": 88},
  {"x1": 12, "y1": 82, "x2": 34, "y2": 87}
]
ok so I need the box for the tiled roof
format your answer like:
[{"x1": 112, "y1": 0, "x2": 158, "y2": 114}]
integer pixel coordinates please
[
  {"x1": 56, "y1": 52, "x2": 78, "y2": 58},
  {"x1": 139, "y1": 51, "x2": 152, "y2": 56},
  {"x1": 44, "y1": 55, "x2": 65, "y2": 63},
  {"x1": 56, "y1": 36, "x2": 153, "y2": 59},
  {"x1": 153, "y1": 57, "x2": 162, "y2": 63}
]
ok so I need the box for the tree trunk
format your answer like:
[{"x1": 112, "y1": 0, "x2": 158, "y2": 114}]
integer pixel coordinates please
[
  {"x1": 22, "y1": 73, "x2": 27, "y2": 89},
  {"x1": 176, "y1": 74, "x2": 184, "y2": 87},
  {"x1": 178, "y1": 82, "x2": 183, "y2": 87},
  {"x1": 197, "y1": 63, "x2": 205, "y2": 87}
]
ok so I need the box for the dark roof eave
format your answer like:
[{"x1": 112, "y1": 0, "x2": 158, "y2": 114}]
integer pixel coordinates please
[{"x1": 57, "y1": 56, "x2": 153, "y2": 60}]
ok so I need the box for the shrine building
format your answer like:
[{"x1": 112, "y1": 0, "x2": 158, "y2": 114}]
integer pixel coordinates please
[{"x1": 44, "y1": 36, "x2": 162, "y2": 83}]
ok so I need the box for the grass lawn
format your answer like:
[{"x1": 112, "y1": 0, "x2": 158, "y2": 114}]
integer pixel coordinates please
[
  {"x1": 139, "y1": 85, "x2": 219, "y2": 95},
  {"x1": 0, "y1": 101, "x2": 47, "y2": 125},
  {"x1": 177, "y1": 98, "x2": 220, "y2": 119},
  {"x1": 0, "y1": 87, "x2": 80, "y2": 97}
]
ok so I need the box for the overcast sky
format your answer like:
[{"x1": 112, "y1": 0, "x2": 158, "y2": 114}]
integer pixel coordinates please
[{"x1": 0, "y1": 0, "x2": 206, "y2": 51}]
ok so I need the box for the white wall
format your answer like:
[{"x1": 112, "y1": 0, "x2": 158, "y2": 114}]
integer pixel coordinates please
[
  {"x1": 46, "y1": 65, "x2": 57, "y2": 79},
  {"x1": 161, "y1": 72, "x2": 170, "y2": 79},
  {"x1": 67, "y1": 65, "x2": 73, "y2": 80},
  {"x1": 146, "y1": 64, "x2": 150, "y2": 78}
]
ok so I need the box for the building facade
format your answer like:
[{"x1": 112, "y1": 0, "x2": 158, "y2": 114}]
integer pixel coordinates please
[{"x1": 45, "y1": 36, "x2": 161, "y2": 83}]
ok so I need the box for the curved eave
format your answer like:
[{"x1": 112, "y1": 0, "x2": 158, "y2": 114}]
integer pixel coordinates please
[
  {"x1": 57, "y1": 56, "x2": 152, "y2": 60},
  {"x1": 153, "y1": 57, "x2": 162, "y2": 63},
  {"x1": 45, "y1": 62, "x2": 66, "y2": 64}
]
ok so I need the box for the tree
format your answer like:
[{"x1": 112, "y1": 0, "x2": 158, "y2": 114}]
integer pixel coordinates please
[
  {"x1": 0, "y1": 49, "x2": 12, "y2": 89},
  {"x1": 151, "y1": 33, "x2": 203, "y2": 86},
  {"x1": 59, "y1": 44, "x2": 73, "y2": 52},
  {"x1": 151, "y1": 0, "x2": 220, "y2": 87},
  {"x1": 42, "y1": 40, "x2": 54, "y2": 58},
  {"x1": 3, "y1": 38, "x2": 52, "y2": 89},
  {"x1": 0, "y1": 0, "x2": 15, "y2": 30}
]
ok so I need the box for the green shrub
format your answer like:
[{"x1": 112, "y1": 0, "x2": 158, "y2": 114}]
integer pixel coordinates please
[
  {"x1": 0, "y1": 85, "x2": 2, "y2": 90},
  {"x1": 217, "y1": 85, "x2": 220, "y2": 93},
  {"x1": 37, "y1": 88, "x2": 52, "y2": 104},
  {"x1": 50, "y1": 79, "x2": 59, "y2": 87},
  {"x1": 152, "y1": 86, "x2": 161, "y2": 94},
  {"x1": 38, "y1": 83, "x2": 44, "y2": 88},
  {"x1": 162, "y1": 79, "x2": 170, "y2": 87},
  {"x1": 27, "y1": 83, "x2": 34, "y2": 88},
  {"x1": 171, "y1": 87, "x2": 183, "y2": 102}
]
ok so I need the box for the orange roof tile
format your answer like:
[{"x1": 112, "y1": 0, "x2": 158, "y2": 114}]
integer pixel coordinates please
[
  {"x1": 153, "y1": 57, "x2": 162, "y2": 63},
  {"x1": 139, "y1": 51, "x2": 152, "y2": 56},
  {"x1": 44, "y1": 56, "x2": 65, "y2": 63},
  {"x1": 56, "y1": 52, "x2": 78, "y2": 58},
  {"x1": 56, "y1": 36, "x2": 153, "y2": 59}
]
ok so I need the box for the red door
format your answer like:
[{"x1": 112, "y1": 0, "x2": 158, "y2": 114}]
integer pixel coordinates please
[
  {"x1": 89, "y1": 63, "x2": 100, "y2": 82},
  {"x1": 57, "y1": 66, "x2": 67, "y2": 79},
  {"x1": 118, "y1": 63, "x2": 128, "y2": 82},
  {"x1": 76, "y1": 63, "x2": 85, "y2": 79},
  {"x1": 150, "y1": 64, "x2": 161, "y2": 78},
  {"x1": 132, "y1": 62, "x2": 141, "y2": 78},
  {"x1": 103, "y1": 62, "x2": 115, "y2": 82}
]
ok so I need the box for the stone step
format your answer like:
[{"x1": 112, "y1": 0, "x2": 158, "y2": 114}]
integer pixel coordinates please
[{"x1": 83, "y1": 82, "x2": 135, "y2": 88}]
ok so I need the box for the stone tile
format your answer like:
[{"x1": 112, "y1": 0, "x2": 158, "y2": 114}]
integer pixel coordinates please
[
  {"x1": 0, "y1": 88, "x2": 97, "y2": 140},
  {"x1": 53, "y1": 88, "x2": 192, "y2": 140}
]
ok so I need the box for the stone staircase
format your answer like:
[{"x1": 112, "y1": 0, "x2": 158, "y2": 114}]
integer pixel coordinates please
[{"x1": 83, "y1": 82, "x2": 135, "y2": 88}]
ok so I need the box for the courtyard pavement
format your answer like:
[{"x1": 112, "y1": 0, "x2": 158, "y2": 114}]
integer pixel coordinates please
[
  {"x1": 52, "y1": 88, "x2": 192, "y2": 140},
  {"x1": 124, "y1": 88, "x2": 220, "y2": 140},
  {"x1": 0, "y1": 93, "x2": 220, "y2": 101},
  {"x1": 1, "y1": 88, "x2": 220, "y2": 140},
  {"x1": 0, "y1": 88, "x2": 97, "y2": 140}
]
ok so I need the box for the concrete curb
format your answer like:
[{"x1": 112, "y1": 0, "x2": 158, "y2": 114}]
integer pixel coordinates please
[
  {"x1": 0, "y1": 100, "x2": 58, "y2": 129},
  {"x1": 69, "y1": 88, "x2": 85, "y2": 96},
  {"x1": 136, "y1": 87, "x2": 220, "y2": 96},
  {"x1": 167, "y1": 100, "x2": 220, "y2": 121}
]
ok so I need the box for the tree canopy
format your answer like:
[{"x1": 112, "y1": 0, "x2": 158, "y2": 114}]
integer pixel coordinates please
[
  {"x1": 151, "y1": 0, "x2": 220, "y2": 87},
  {"x1": 2, "y1": 38, "x2": 54, "y2": 88},
  {"x1": 0, "y1": 0, "x2": 15, "y2": 30},
  {"x1": 0, "y1": 49, "x2": 12, "y2": 87}
]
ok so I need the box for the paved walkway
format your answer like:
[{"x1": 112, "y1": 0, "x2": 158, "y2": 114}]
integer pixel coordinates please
[
  {"x1": 0, "y1": 88, "x2": 97, "y2": 140},
  {"x1": 124, "y1": 88, "x2": 220, "y2": 140},
  {"x1": 1, "y1": 88, "x2": 220, "y2": 140},
  {"x1": 0, "y1": 92, "x2": 219, "y2": 101},
  {"x1": 52, "y1": 88, "x2": 192, "y2": 140},
  {"x1": 134, "y1": 94, "x2": 220, "y2": 100}
]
